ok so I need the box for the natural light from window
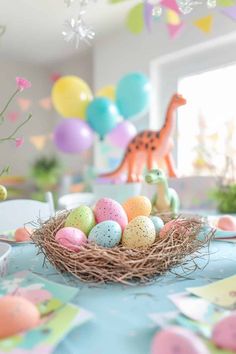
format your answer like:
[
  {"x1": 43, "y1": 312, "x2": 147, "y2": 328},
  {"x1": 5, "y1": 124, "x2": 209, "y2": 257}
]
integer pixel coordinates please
[{"x1": 177, "y1": 63, "x2": 236, "y2": 177}]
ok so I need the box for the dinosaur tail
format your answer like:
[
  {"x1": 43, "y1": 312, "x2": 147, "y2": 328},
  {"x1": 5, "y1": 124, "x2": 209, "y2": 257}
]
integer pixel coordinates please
[{"x1": 99, "y1": 153, "x2": 128, "y2": 178}]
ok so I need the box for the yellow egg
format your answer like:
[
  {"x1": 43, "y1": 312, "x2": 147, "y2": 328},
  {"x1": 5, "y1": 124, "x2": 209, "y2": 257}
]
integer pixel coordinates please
[
  {"x1": 123, "y1": 196, "x2": 152, "y2": 222},
  {"x1": 122, "y1": 216, "x2": 156, "y2": 249}
]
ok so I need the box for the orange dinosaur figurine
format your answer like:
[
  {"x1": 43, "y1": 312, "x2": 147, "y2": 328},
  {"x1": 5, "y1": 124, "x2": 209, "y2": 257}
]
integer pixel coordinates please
[{"x1": 100, "y1": 93, "x2": 186, "y2": 183}]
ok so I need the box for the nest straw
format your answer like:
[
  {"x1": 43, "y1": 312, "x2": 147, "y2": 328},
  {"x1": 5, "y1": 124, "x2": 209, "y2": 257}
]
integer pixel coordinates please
[{"x1": 32, "y1": 211, "x2": 213, "y2": 285}]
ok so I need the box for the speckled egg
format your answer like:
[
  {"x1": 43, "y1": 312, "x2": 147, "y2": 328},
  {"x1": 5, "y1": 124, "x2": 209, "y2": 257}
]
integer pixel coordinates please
[
  {"x1": 159, "y1": 219, "x2": 189, "y2": 239},
  {"x1": 55, "y1": 227, "x2": 87, "y2": 251},
  {"x1": 65, "y1": 205, "x2": 95, "y2": 235},
  {"x1": 88, "y1": 221, "x2": 122, "y2": 248},
  {"x1": 94, "y1": 198, "x2": 128, "y2": 231},
  {"x1": 0, "y1": 295, "x2": 40, "y2": 339},
  {"x1": 151, "y1": 326, "x2": 210, "y2": 354},
  {"x1": 149, "y1": 216, "x2": 164, "y2": 235},
  {"x1": 212, "y1": 312, "x2": 236, "y2": 352},
  {"x1": 122, "y1": 216, "x2": 156, "y2": 249},
  {"x1": 123, "y1": 196, "x2": 152, "y2": 222},
  {"x1": 0, "y1": 185, "x2": 7, "y2": 201}
]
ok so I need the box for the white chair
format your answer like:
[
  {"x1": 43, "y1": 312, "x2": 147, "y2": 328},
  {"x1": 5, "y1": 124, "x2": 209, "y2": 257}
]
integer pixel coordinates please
[
  {"x1": 58, "y1": 192, "x2": 95, "y2": 210},
  {"x1": 0, "y1": 192, "x2": 55, "y2": 232}
]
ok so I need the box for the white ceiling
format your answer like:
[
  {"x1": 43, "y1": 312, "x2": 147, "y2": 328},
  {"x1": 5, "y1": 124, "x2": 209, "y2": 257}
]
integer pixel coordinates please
[{"x1": 0, "y1": 0, "x2": 138, "y2": 65}]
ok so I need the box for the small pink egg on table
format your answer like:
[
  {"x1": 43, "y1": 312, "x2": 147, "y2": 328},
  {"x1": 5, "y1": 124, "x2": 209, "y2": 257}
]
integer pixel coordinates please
[
  {"x1": 55, "y1": 227, "x2": 87, "y2": 252},
  {"x1": 0, "y1": 295, "x2": 40, "y2": 339},
  {"x1": 15, "y1": 226, "x2": 33, "y2": 242},
  {"x1": 212, "y1": 312, "x2": 236, "y2": 351},
  {"x1": 151, "y1": 326, "x2": 210, "y2": 354},
  {"x1": 217, "y1": 215, "x2": 236, "y2": 231}
]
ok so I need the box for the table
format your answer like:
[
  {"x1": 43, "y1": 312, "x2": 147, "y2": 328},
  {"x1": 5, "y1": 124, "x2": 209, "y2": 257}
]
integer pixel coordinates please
[{"x1": 8, "y1": 241, "x2": 236, "y2": 354}]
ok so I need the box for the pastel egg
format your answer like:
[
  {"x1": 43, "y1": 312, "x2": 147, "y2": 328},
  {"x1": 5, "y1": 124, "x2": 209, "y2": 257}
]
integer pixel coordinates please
[
  {"x1": 159, "y1": 219, "x2": 188, "y2": 239},
  {"x1": 15, "y1": 226, "x2": 33, "y2": 242},
  {"x1": 94, "y1": 198, "x2": 128, "y2": 231},
  {"x1": 212, "y1": 312, "x2": 236, "y2": 351},
  {"x1": 0, "y1": 295, "x2": 40, "y2": 339},
  {"x1": 151, "y1": 326, "x2": 210, "y2": 354},
  {"x1": 55, "y1": 227, "x2": 87, "y2": 251},
  {"x1": 217, "y1": 215, "x2": 236, "y2": 231},
  {"x1": 0, "y1": 185, "x2": 7, "y2": 201},
  {"x1": 122, "y1": 216, "x2": 156, "y2": 249},
  {"x1": 65, "y1": 205, "x2": 95, "y2": 235},
  {"x1": 123, "y1": 196, "x2": 152, "y2": 222},
  {"x1": 88, "y1": 221, "x2": 122, "y2": 248},
  {"x1": 149, "y1": 216, "x2": 164, "y2": 235}
]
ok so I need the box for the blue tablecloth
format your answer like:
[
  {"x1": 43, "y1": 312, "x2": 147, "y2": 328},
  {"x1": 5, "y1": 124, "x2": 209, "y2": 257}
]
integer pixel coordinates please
[{"x1": 8, "y1": 241, "x2": 236, "y2": 354}]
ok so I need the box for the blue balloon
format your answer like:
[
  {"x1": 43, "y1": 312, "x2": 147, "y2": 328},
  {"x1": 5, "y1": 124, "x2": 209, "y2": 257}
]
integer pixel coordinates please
[
  {"x1": 116, "y1": 72, "x2": 151, "y2": 119},
  {"x1": 86, "y1": 98, "x2": 120, "y2": 138}
]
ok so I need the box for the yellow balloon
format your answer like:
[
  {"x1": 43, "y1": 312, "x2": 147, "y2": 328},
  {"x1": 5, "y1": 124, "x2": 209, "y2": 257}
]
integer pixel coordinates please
[
  {"x1": 51, "y1": 76, "x2": 92, "y2": 119},
  {"x1": 96, "y1": 85, "x2": 116, "y2": 101}
]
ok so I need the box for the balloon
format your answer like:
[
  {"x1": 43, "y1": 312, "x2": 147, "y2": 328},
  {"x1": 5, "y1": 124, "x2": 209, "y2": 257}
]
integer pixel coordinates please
[
  {"x1": 86, "y1": 98, "x2": 120, "y2": 138},
  {"x1": 108, "y1": 121, "x2": 137, "y2": 149},
  {"x1": 96, "y1": 85, "x2": 116, "y2": 101},
  {"x1": 51, "y1": 76, "x2": 92, "y2": 119},
  {"x1": 116, "y1": 72, "x2": 151, "y2": 119},
  {"x1": 54, "y1": 119, "x2": 93, "y2": 154}
]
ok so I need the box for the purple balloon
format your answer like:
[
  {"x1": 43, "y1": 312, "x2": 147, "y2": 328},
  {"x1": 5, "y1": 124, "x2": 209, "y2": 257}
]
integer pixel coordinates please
[
  {"x1": 54, "y1": 118, "x2": 94, "y2": 154},
  {"x1": 108, "y1": 121, "x2": 137, "y2": 149}
]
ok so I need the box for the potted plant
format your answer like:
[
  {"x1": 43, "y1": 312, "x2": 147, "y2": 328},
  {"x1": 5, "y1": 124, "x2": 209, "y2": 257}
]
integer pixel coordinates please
[
  {"x1": 211, "y1": 157, "x2": 236, "y2": 213},
  {"x1": 30, "y1": 156, "x2": 62, "y2": 203}
]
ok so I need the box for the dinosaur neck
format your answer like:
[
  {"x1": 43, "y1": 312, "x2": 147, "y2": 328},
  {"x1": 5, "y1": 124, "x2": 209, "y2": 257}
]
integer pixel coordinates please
[
  {"x1": 156, "y1": 180, "x2": 170, "y2": 201},
  {"x1": 160, "y1": 103, "x2": 176, "y2": 139}
]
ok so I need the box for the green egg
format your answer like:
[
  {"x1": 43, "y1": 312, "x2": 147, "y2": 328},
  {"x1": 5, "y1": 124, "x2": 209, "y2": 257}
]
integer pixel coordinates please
[{"x1": 65, "y1": 205, "x2": 95, "y2": 236}]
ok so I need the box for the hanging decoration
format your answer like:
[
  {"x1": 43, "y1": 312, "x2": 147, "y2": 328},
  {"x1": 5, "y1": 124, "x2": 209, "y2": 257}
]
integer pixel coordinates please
[
  {"x1": 62, "y1": 0, "x2": 95, "y2": 48},
  {"x1": 17, "y1": 98, "x2": 32, "y2": 112},
  {"x1": 193, "y1": 14, "x2": 214, "y2": 32},
  {"x1": 6, "y1": 112, "x2": 20, "y2": 122},
  {"x1": 39, "y1": 97, "x2": 52, "y2": 110},
  {"x1": 29, "y1": 135, "x2": 49, "y2": 151},
  {"x1": 108, "y1": 0, "x2": 236, "y2": 39}
]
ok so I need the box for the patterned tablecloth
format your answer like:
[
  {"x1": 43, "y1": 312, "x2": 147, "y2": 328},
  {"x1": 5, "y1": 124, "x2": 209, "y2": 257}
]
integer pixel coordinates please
[{"x1": 7, "y1": 240, "x2": 236, "y2": 354}]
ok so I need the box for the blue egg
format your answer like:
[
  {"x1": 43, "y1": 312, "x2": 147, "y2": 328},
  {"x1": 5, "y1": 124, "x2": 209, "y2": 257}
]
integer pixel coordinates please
[
  {"x1": 149, "y1": 216, "x2": 164, "y2": 235},
  {"x1": 88, "y1": 221, "x2": 122, "y2": 248}
]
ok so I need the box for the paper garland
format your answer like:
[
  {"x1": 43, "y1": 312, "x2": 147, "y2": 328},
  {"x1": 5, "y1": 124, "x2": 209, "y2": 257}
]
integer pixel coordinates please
[
  {"x1": 124, "y1": 0, "x2": 236, "y2": 39},
  {"x1": 17, "y1": 98, "x2": 31, "y2": 111},
  {"x1": 39, "y1": 97, "x2": 52, "y2": 110},
  {"x1": 193, "y1": 15, "x2": 214, "y2": 33},
  {"x1": 29, "y1": 134, "x2": 51, "y2": 151}
]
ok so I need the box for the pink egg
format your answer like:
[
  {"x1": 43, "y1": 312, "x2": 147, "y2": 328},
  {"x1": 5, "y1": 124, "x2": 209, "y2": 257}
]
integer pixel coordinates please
[
  {"x1": 151, "y1": 326, "x2": 210, "y2": 354},
  {"x1": 15, "y1": 227, "x2": 33, "y2": 242},
  {"x1": 159, "y1": 219, "x2": 189, "y2": 239},
  {"x1": 94, "y1": 198, "x2": 128, "y2": 231},
  {"x1": 212, "y1": 312, "x2": 236, "y2": 351},
  {"x1": 217, "y1": 215, "x2": 236, "y2": 231},
  {"x1": 55, "y1": 227, "x2": 87, "y2": 252}
]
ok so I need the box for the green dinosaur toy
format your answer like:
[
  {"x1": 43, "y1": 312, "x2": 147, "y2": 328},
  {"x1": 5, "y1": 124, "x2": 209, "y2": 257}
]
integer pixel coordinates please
[{"x1": 145, "y1": 169, "x2": 180, "y2": 214}]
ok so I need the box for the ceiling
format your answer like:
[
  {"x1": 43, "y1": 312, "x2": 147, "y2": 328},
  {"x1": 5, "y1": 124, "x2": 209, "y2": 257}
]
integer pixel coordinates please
[{"x1": 0, "y1": 0, "x2": 138, "y2": 65}]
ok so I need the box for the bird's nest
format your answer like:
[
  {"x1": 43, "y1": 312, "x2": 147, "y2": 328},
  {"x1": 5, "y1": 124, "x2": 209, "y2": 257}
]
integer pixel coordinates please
[{"x1": 32, "y1": 211, "x2": 213, "y2": 285}]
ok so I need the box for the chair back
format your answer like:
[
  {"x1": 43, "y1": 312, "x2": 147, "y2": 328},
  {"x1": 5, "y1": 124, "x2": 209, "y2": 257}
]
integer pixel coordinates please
[{"x1": 0, "y1": 192, "x2": 55, "y2": 232}]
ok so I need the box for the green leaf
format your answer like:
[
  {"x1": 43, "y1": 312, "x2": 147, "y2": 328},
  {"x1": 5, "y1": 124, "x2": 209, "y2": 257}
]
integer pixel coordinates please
[{"x1": 126, "y1": 3, "x2": 144, "y2": 34}]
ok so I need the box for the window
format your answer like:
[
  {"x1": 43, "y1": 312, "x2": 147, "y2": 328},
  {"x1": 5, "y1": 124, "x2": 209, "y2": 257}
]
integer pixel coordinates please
[{"x1": 177, "y1": 63, "x2": 236, "y2": 177}]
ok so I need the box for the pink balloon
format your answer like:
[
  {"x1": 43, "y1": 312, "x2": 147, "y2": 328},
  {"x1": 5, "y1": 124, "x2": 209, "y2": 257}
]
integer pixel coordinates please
[
  {"x1": 54, "y1": 118, "x2": 94, "y2": 154},
  {"x1": 108, "y1": 121, "x2": 137, "y2": 149}
]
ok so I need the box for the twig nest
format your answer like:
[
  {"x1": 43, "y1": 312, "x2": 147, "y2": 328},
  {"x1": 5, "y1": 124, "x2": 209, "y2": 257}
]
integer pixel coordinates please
[
  {"x1": 159, "y1": 219, "x2": 193, "y2": 239},
  {"x1": 122, "y1": 216, "x2": 156, "y2": 249},
  {"x1": 32, "y1": 210, "x2": 212, "y2": 284}
]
